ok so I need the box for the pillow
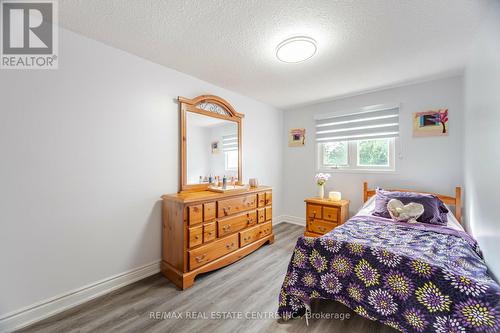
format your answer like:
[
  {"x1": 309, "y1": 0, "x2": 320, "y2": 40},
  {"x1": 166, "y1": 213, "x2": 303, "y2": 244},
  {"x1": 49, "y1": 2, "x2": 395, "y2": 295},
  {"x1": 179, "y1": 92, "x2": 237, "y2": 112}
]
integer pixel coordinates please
[
  {"x1": 373, "y1": 188, "x2": 449, "y2": 225},
  {"x1": 387, "y1": 199, "x2": 424, "y2": 223}
]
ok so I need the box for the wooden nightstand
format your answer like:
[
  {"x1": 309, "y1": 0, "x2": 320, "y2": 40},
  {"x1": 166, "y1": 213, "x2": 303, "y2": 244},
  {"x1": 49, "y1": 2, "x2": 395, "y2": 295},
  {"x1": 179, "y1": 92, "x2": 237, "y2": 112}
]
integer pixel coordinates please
[{"x1": 304, "y1": 198, "x2": 350, "y2": 237}]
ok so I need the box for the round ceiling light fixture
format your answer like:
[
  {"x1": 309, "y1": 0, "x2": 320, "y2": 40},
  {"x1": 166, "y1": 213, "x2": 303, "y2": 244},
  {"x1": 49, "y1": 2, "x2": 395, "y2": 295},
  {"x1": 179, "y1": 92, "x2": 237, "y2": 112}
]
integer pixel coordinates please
[{"x1": 276, "y1": 36, "x2": 317, "y2": 63}]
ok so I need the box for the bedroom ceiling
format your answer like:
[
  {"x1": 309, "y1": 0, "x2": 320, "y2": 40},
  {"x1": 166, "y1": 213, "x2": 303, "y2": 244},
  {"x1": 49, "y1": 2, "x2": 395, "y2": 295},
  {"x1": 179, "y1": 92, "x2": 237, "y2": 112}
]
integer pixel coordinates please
[{"x1": 59, "y1": 0, "x2": 494, "y2": 109}]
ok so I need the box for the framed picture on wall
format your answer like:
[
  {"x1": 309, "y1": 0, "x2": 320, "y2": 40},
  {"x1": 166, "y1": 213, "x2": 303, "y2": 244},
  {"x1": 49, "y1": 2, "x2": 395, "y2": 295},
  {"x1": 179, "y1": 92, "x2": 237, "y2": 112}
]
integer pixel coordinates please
[
  {"x1": 413, "y1": 109, "x2": 449, "y2": 137},
  {"x1": 211, "y1": 141, "x2": 220, "y2": 153},
  {"x1": 288, "y1": 128, "x2": 306, "y2": 147}
]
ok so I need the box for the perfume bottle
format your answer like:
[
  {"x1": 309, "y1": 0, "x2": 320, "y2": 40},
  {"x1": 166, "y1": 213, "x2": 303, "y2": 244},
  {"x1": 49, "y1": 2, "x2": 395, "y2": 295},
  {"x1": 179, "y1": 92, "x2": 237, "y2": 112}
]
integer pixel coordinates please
[
  {"x1": 208, "y1": 174, "x2": 213, "y2": 184},
  {"x1": 222, "y1": 175, "x2": 227, "y2": 189}
]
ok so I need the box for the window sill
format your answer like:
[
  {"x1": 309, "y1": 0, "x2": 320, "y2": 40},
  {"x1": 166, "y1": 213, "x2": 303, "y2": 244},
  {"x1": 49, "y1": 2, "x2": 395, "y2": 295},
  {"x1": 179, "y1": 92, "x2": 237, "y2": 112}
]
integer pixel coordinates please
[{"x1": 318, "y1": 167, "x2": 398, "y2": 175}]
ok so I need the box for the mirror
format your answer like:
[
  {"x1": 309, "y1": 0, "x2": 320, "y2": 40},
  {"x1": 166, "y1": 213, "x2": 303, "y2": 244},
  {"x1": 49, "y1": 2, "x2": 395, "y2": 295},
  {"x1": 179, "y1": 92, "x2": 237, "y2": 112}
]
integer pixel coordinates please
[
  {"x1": 179, "y1": 95, "x2": 243, "y2": 192},
  {"x1": 186, "y1": 112, "x2": 239, "y2": 185}
]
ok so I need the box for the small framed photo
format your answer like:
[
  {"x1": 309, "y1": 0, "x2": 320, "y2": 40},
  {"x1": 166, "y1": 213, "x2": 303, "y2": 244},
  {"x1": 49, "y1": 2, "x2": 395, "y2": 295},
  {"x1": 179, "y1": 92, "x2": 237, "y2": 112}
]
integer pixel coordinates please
[
  {"x1": 413, "y1": 109, "x2": 449, "y2": 137},
  {"x1": 211, "y1": 141, "x2": 220, "y2": 153},
  {"x1": 288, "y1": 128, "x2": 306, "y2": 147}
]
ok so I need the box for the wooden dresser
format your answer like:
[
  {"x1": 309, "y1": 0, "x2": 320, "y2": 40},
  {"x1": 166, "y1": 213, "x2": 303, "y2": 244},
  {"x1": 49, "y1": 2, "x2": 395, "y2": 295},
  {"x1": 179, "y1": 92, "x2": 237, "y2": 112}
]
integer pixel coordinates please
[
  {"x1": 304, "y1": 198, "x2": 349, "y2": 237},
  {"x1": 161, "y1": 186, "x2": 274, "y2": 289}
]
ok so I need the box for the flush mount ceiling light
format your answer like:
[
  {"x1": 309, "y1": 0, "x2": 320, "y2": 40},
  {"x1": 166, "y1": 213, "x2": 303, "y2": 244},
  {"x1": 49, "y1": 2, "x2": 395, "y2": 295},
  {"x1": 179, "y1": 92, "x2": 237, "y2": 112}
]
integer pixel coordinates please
[{"x1": 276, "y1": 36, "x2": 317, "y2": 63}]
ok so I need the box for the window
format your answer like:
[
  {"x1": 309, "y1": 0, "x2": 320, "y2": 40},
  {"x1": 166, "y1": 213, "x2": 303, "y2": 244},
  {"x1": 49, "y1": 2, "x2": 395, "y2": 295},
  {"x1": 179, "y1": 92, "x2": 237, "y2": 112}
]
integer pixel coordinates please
[
  {"x1": 315, "y1": 104, "x2": 399, "y2": 172},
  {"x1": 320, "y1": 141, "x2": 348, "y2": 167},
  {"x1": 222, "y1": 134, "x2": 238, "y2": 171},
  {"x1": 225, "y1": 150, "x2": 238, "y2": 171},
  {"x1": 318, "y1": 138, "x2": 395, "y2": 171}
]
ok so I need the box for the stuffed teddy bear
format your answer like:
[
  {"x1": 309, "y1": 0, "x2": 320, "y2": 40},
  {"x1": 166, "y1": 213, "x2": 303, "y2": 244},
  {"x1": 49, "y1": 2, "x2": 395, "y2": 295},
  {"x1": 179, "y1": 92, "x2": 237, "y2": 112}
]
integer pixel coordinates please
[{"x1": 387, "y1": 199, "x2": 424, "y2": 223}]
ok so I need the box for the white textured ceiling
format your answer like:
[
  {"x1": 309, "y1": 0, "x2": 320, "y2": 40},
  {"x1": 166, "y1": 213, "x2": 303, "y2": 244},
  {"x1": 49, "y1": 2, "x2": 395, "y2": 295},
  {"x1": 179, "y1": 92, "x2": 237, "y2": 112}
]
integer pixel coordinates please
[{"x1": 59, "y1": 0, "x2": 494, "y2": 109}]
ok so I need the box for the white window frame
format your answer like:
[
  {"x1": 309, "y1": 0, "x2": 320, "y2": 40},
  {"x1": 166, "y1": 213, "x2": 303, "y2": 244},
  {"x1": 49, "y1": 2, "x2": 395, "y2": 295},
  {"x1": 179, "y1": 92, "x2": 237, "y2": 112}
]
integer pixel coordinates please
[{"x1": 317, "y1": 138, "x2": 397, "y2": 173}]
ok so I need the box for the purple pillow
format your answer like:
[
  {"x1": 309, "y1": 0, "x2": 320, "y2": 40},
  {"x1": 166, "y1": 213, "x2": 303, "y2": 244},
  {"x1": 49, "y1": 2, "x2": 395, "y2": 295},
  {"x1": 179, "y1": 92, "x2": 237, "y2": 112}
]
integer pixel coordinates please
[{"x1": 372, "y1": 188, "x2": 449, "y2": 225}]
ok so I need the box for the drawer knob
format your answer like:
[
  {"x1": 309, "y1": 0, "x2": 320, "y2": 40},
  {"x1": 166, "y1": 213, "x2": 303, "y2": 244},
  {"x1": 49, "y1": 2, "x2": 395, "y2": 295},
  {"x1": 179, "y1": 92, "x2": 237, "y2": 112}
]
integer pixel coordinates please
[
  {"x1": 195, "y1": 235, "x2": 200, "y2": 240},
  {"x1": 208, "y1": 231, "x2": 213, "y2": 236},
  {"x1": 195, "y1": 254, "x2": 206, "y2": 263},
  {"x1": 223, "y1": 207, "x2": 231, "y2": 215},
  {"x1": 226, "y1": 242, "x2": 235, "y2": 249}
]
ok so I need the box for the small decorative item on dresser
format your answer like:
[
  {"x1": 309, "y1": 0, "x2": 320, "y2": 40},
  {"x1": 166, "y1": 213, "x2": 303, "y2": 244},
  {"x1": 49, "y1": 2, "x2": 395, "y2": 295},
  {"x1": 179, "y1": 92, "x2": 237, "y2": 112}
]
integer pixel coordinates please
[
  {"x1": 328, "y1": 191, "x2": 342, "y2": 201},
  {"x1": 304, "y1": 197, "x2": 349, "y2": 237},
  {"x1": 314, "y1": 173, "x2": 330, "y2": 199},
  {"x1": 249, "y1": 178, "x2": 259, "y2": 187}
]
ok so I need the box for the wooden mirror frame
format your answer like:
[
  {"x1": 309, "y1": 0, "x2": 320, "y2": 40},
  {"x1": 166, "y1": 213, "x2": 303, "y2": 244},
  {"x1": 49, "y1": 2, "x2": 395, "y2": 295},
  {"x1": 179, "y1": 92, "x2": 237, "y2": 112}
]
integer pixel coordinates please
[{"x1": 179, "y1": 95, "x2": 244, "y2": 193}]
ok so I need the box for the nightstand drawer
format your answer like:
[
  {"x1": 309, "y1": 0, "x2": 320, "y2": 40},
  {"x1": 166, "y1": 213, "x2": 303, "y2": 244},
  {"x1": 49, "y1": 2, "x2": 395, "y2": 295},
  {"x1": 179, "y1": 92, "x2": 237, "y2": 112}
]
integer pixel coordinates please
[
  {"x1": 308, "y1": 220, "x2": 337, "y2": 235},
  {"x1": 307, "y1": 204, "x2": 322, "y2": 219},
  {"x1": 323, "y1": 207, "x2": 338, "y2": 222}
]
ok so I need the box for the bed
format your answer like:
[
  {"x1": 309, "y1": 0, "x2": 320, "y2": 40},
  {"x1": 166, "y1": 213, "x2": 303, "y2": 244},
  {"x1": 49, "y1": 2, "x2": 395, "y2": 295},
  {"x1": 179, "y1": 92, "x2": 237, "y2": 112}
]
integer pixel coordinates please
[{"x1": 278, "y1": 182, "x2": 500, "y2": 333}]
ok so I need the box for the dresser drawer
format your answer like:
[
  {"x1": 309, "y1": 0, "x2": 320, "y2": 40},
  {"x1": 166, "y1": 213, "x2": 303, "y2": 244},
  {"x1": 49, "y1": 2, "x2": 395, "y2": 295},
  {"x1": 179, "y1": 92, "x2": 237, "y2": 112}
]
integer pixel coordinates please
[
  {"x1": 308, "y1": 219, "x2": 337, "y2": 235},
  {"x1": 203, "y1": 202, "x2": 216, "y2": 221},
  {"x1": 240, "y1": 222, "x2": 272, "y2": 247},
  {"x1": 323, "y1": 206, "x2": 338, "y2": 222},
  {"x1": 188, "y1": 234, "x2": 239, "y2": 270},
  {"x1": 257, "y1": 208, "x2": 266, "y2": 223},
  {"x1": 188, "y1": 205, "x2": 203, "y2": 225},
  {"x1": 218, "y1": 211, "x2": 257, "y2": 237},
  {"x1": 265, "y1": 191, "x2": 272, "y2": 205},
  {"x1": 188, "y1": 225, "x2": 203, "y2": 248},
  {"x1": 265, "y1": 206, "x2": 272, "y2": 221},
  {"x1": 307, "y1": 204, "x2": 322, "y2": 220},
  {"x1": 203, "y1": 222, "x2": 216, "y2": 243},
  {"x1": 218, "y1": 194, "x2": 257, "y2": 217},
  {"x1": 257, "y1": 193, "x2": 266, "y2": 207}
]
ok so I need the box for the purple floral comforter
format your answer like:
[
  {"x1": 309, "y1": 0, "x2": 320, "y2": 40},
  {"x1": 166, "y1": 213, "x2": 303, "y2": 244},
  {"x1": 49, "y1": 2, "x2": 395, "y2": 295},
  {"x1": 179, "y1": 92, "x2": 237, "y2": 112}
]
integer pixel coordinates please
[{"x1": 278, "y1": 215, "x2": 500, "y2": 333}]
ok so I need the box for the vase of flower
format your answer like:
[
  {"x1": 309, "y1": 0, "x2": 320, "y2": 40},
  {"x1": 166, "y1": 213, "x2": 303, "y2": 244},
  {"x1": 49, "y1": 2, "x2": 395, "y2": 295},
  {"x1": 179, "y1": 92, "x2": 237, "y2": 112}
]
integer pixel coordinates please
[
  {"x1": 315, "y1": 173, "x2": 330, "y2": 199},
  {"x1": 318, "y1": 184, "x2": 325, "y2": 199}
]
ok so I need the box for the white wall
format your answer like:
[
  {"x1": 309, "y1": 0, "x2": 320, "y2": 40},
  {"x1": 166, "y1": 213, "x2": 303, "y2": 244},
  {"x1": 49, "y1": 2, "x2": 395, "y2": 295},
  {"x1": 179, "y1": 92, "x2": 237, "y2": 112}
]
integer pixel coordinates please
[
  {"x1": 186, "y1": 124, "x2": 210, "y2": 184},
  {"x1": 282, "y1": 76, "x2": 464, "y2": 218},
  {"x1": 0, "y1": 28, "x2": 283, "y2": 318},
  {"x1": 464, "y1": 2, "x2": 500, "y2": 279}
]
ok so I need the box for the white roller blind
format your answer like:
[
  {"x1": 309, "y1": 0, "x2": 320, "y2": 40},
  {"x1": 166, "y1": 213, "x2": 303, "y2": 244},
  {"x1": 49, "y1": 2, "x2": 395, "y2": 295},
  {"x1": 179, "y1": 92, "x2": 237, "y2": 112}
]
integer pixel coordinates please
[
  {"x1": 315, "y1": 105, "x2": 399, "y2": 143},
  {"x1": 222, "y1": 135, "x2": 238, "y2": 152}
]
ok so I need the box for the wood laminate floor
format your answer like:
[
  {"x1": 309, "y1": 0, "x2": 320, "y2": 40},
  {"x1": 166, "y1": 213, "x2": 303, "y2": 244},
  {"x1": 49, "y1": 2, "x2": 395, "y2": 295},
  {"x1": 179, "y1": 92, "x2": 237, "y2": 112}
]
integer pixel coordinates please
[{"x1": 19, "y1": 223, "x2": 397, "y2": 333}]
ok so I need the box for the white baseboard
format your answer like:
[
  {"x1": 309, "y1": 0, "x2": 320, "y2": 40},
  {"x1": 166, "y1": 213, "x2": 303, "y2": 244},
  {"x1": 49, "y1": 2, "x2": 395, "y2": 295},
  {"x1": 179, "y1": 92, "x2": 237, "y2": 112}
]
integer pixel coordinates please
[
  {"x1": 273, "y1": 215, "x2": 306, "y2": 226},
  {"x1": 0, "y1": 261, "x2": 161, "y2": 333}
]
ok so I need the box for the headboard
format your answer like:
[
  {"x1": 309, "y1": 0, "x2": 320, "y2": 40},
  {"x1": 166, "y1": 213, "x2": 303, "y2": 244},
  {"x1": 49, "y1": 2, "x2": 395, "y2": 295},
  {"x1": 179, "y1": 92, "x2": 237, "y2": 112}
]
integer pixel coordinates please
[{"x1": 363, "y1": 181, "x2": 462, "y2": 224}]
